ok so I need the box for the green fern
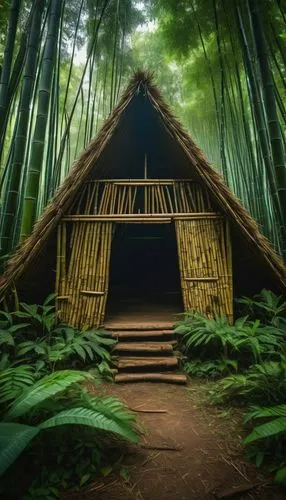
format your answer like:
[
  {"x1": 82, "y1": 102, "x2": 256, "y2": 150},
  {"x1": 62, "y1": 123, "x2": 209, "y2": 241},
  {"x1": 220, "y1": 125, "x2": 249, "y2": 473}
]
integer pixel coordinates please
[
  {"x1": 0, "y1": 366, "x2": 35, "y2": 405},
  {"x1": 39, "y1": 406, "x2": 138, "y2": 442},
  {"x1": 4, "y1": 370, "x2": 93, "y2": 420},
  {"x1": 0, "y1": 371, "x2": 139, "y2": 478},
  {"x1": 211, "y1": 360, "x2": 286, "y2": 404}
]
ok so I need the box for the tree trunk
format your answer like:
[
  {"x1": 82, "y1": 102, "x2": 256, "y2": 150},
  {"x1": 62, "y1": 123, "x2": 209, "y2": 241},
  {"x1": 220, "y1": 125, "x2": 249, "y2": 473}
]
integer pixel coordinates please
[
  {"x1": 248, "y1": 0, "x2": 286, "y2": 256},
  {"x1": 0, "y1": 0, "x2": 21, "y2": 141},
  {"x1": 0, "y1": 0, "x2": 45, "y2": 254},
  {"x1": 20, "y1": 0, "x2": 62, "y2": 240}
]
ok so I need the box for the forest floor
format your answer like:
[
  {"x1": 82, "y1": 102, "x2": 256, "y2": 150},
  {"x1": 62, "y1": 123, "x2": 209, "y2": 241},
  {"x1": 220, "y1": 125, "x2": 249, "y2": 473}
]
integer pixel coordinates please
[{"x1": 77, "y1": 380, "x2": 284, "y2": 500}]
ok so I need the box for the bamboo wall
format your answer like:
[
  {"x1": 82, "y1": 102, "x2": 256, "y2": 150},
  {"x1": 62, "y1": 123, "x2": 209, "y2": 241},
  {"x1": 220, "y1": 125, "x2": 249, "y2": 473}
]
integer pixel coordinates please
[
  {"x1": 175, "y1": 218, "x2": 233, "y2": 322},
  {"x1": 70, "y1": 180, "x2": 213, "y2": 215},
  {"x1": 56, "y1": 221, "x2": 113, "y2": 328}
]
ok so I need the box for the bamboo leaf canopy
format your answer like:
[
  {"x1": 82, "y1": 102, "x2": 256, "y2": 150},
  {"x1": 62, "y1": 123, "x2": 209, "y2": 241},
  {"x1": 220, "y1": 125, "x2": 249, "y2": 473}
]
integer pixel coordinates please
[{"x1": 0, "y1": 71, "x2": 285, "y2": 303}]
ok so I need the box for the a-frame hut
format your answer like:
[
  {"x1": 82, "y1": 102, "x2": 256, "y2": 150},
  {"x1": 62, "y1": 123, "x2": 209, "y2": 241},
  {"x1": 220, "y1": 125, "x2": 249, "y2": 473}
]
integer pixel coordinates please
[{"x1": 1, "y1": 72, "x2": 285, "y2": 334}]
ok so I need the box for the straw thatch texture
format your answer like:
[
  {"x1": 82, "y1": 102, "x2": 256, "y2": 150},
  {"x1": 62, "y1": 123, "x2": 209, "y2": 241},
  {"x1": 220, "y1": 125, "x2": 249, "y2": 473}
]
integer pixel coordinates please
[{"x1": 0, "y1": 70, "x2": 285, "y2": 298}]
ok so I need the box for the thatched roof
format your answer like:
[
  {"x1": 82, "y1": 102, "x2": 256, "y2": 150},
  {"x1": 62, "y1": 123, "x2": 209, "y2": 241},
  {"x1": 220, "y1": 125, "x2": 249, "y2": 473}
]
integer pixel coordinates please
[{"x1": 1, "y1": 70, "x2": 285, "y2": 299}]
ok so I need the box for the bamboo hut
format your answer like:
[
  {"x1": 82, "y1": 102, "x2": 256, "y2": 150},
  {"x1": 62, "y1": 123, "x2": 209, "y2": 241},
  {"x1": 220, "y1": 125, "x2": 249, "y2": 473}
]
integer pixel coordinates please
[{"x1": 0, "y1": 72, "x2": 285, "y2": 382}]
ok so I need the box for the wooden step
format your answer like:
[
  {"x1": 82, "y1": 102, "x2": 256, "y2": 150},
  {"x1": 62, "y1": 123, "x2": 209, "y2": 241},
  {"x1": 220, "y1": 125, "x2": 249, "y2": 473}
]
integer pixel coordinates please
[
  {"x1": 116, "y1": 357, "x2": 178, "y2": 369},
  {"x1": 113, "y1": 342, "x2": 174, "y2": 353},
  {"x1": 112, "y1": 330, "x2": 174, "y2": 339},
  {"x1": 115, "y1": 373, "x2": 187, "y2": 384}
]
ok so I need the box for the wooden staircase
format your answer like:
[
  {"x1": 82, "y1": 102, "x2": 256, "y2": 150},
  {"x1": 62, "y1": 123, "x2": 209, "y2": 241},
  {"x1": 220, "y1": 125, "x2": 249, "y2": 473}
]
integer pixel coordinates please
[{"x1": 107, "y1": 325, "x2": 187, "y2": 384}]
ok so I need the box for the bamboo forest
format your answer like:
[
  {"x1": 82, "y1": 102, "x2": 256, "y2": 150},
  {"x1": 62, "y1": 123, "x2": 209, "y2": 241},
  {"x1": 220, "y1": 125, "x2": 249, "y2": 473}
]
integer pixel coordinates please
[{"x1": 0, "y1": 0, "x2": 286, "y2": 498}]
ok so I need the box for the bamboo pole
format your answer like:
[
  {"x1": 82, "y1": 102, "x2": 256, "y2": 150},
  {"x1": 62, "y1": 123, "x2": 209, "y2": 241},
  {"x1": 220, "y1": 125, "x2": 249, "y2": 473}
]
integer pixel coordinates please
[
  {"x1": 55, "y1": 223, "x2": 61, "y2": 296},
  {"x1": 173, "y1": 184, "x2": 179, "y2": 212},
  {"x1": 93, "y1": 182, "x2": 99, "y2": 214},
  {"x1": 154, "y1": 184, "x2": 160, "y2": 212},
  {"x1": 68, "y1": 222, "x2": 87, "y2": 326},
  {"x1": 73, "y1": 222, "x2": 91, "y2": 326},
  {"x1": 131, "y1": 186, "x2": 137, "y2": 213},
  {"x1": 165, "y1": 185, "x2": 174, "y2": 213},
  {"x1": 60, "y1": 222, "x2": 67, "y2": 320},
  {"x1": 83, "y1": 222, "x2": 98, "y2": 326},
  {"x1": 186, "y1": 183, "x2": 196, "y2": 211},
  {"x1": 62, "y1": 213, "x2": 222, "y2": 221},
  {"x1": 89, "y1": 223, "x2": 101, "y2": 326},
  {"x1": 76, "y1": 185, "x2": 87, "y2": 214},
  {"x1": 86, "y1": 182, "x2": 98, "y2": 214},
  {"x1": 91, "y1": 223, "x2": 104, "y2": 326},
  {"x1": 99, "y1": 223, "x2": 112, "y2": 325}
]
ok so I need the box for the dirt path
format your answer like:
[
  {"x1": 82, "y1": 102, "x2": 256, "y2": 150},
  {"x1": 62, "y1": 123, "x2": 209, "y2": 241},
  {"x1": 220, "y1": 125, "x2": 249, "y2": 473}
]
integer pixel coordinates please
[{"x1": 85, "y1": 381, "x2": 284, "y2": 500}]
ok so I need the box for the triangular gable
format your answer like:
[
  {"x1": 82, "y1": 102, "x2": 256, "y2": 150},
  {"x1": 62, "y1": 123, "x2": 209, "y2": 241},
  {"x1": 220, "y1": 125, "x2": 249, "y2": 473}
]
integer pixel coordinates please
[{"x1": 0, "y1": 71, "x2": 285, "y2": 300}]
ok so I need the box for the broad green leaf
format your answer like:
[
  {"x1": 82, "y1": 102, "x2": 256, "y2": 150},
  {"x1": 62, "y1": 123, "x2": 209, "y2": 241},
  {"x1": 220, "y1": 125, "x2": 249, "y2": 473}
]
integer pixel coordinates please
[
  {"x1": 0, "y1": 423, "x2": 40, "y2": 476},
  {"x1": 244, "y1": 417, "x2": 286, "y2": 444}
]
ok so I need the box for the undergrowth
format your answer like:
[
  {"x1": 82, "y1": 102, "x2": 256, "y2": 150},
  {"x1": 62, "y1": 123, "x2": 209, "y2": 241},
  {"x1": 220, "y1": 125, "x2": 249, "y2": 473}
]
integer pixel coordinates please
[
  {"x1": 175, "y1": 289, "x2": 286, "y2": 486},
  {"x1": 0, "y1": 295, "x2": 139, "y2": 498}
]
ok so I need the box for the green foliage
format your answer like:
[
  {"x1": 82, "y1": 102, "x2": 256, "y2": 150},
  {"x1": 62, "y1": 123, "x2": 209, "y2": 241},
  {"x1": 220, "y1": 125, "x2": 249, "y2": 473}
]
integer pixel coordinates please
[
  {"x1": 183, "y1": 359, "x2": 237, "y2": 379},
  {"x1": 0, "y1": 365, "x2": 35, "y2": 405},
  {"x1": 0, "y1": 296, "x2": 134, "y2": 496},
  {"x1": 243, "y1": 404, "x2": 286, "y2": 484},
  {"x1": 0, "y1": 370, "x2": 138, "y2": 481},
  {"x1": 237, "y1": 289, "x2": 286, "y2": 327},
  {"x1": 0, "y1": 296, "x2": 115, "y2": 375},
  {"x1": 210, "y1": 359, "x2": 286, "y2": 405},
  {"x1": 4, "y1": 370, "x2": 93, "y2": 420},
  {"x1": 175, "y1": 305, "x2": 285, "y2": 370}
]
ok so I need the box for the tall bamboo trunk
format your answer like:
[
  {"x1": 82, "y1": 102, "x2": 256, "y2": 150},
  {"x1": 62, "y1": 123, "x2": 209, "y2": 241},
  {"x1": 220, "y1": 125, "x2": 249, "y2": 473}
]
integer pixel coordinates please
[
  {"x1": 248, "y1": 0, "x2": 286, "y2": 256},
  {"x1": 20, "y1": 0, "x2": 62, "y2": 240},
  {"x1": 0, "y1": 0, "x2": 45, "y2": 254},
  {"x1": 0, "y1": 0, "x2": 21, "y2": 142}
]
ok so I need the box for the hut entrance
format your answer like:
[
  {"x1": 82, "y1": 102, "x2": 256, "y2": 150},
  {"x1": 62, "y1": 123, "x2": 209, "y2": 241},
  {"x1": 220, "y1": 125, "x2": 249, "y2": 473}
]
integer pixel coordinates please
[{"x1": 105, "y1": 223, "x2": 183, "y2": 326}]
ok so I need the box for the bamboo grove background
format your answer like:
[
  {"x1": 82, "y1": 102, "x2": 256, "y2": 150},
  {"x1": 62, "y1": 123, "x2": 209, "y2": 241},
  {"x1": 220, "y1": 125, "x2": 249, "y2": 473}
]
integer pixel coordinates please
[{"x1": 0, "y1": 0, "x2": 285, "y2": 261}]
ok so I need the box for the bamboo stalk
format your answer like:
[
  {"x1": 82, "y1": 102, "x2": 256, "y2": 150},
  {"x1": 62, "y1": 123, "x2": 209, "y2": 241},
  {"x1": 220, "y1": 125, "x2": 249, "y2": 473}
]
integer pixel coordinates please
[
  {"x1": 68, "y1": 222, "x2": 87, "y2": 326},
  {"x1": 99, "y1": 223, "x2": 112, "y2": 325},
  {"x1": 83, "y1": 222, "x2": 98, "y2": 325},
  {"x1": 86, "y1": 181, "x2": 98, "y2": 214},
  {"x1": 154, "y1": 184, "x2": 160, "y2": 212},
  {"x1": 91, "y1": 223, "x2": 104, "y2": 326},
  {"x1": 60, "y1": 222, "x2": 67, "y2": 320},
  {"x1": 73, "y1": 222, "x2": 91, "y2": 326},
  {"x1": 93, "y1": 182, "x2": 99, "y2": 214},
  {"x1": 165, "y1": 185, "x2": 174, "y2": 212},
  {"x1": 89, "y1": 223, "x2": 101, "y2": 325},
  {"x1": 131, "y1": 186, "x2": 137, "y2": 213},
  {"x1": 55, "y1": 223, "x2": 61, "y2": 296},
  {"x1": 173, "y1": 184, "x2": 179, "y2": 212},
  {"x1": 62, "y1": 213, "x2": 221, "y2": 221}
]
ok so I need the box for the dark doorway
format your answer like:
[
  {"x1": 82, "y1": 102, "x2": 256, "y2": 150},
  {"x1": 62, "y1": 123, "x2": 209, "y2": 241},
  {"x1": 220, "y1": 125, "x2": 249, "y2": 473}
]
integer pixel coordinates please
[{"x1": 105, "y1": 223, "x2": 183, "y2": 326}]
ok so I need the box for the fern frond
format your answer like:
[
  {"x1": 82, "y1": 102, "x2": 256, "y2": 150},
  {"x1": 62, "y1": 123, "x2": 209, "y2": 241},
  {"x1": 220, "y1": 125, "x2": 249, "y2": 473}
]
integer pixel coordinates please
[
  {"x1": 0, "y1": 366, "x2": 35, "y2": 405},
  {"x1": 4, "y1": 370, "x2": 93, "y2": 420},
  {"x1": 39, "y1": 406, "x2": 139, "y2": 442}
]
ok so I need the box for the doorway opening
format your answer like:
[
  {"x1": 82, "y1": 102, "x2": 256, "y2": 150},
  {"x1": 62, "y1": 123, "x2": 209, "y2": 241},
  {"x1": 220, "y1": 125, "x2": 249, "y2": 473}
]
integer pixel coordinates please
[{"x1": 105, "y1": 223, "x2": 183, "y2": 326}]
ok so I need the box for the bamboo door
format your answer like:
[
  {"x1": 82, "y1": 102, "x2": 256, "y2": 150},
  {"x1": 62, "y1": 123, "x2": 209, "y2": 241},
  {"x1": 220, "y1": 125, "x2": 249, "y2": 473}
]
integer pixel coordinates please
[
  {"x1": 175, "y1": 218, "x2": 233, "y2": 322},
  {"x1": 56, "y1": 221, "x2": 113, "y2": 328}
]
